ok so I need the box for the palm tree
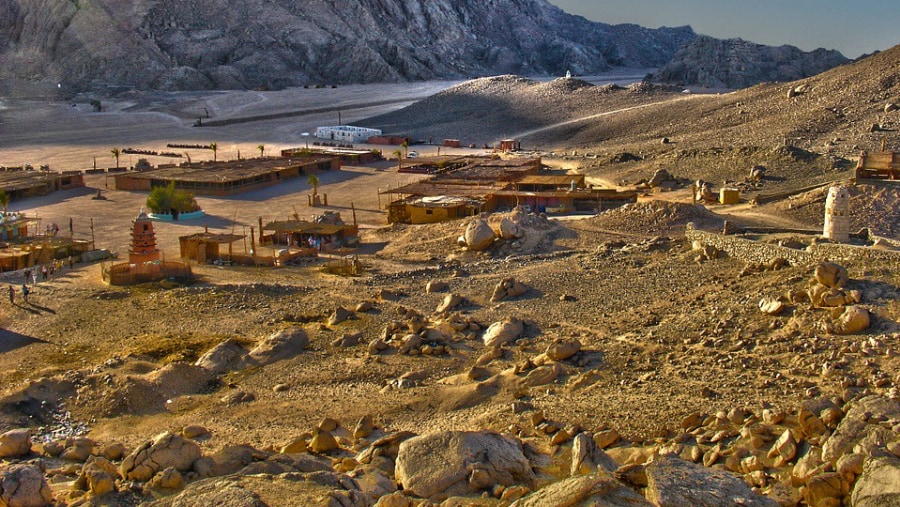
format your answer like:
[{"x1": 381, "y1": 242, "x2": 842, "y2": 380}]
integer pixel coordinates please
[
  {"x1": 257, "y1": 144, "x2": 265, "y2": 158},
  {"x1": 393, "y1": 149, "x2": 403, "y2": 171},
  {"x1": 307, "y1": 173, "x2": 319, "y2": 194},
  {"x1": 110, "y1": 148, "x2": 121, "y2": 168},
  {"x1": 210, "y1": 142, "x2": 218, "y2": 162},
  {"x1": 401, "y1": 140, "x2": 409, "y2": 158},
  {"x1": 306, "y1": 173, "x2": 320, "y2": 206},
  {"x1": 0, "y1": 190, "x2": 9, "y2": 214}
]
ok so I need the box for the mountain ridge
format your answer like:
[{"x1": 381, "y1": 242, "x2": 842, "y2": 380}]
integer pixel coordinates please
[
  {"x1": 0, "y1": 0, "x2": 695, "y2": 96},
  {"x1": 0, "y1": 0, "x2": 850, "y2": 97}
]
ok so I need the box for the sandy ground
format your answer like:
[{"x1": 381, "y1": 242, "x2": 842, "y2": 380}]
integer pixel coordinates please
[{"x1": 0, "y1": 80, "x2": 463, "y2": 171}]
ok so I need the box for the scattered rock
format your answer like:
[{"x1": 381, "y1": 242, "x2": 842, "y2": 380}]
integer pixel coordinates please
[
  {"x1": 482, "y1": 318, "x2": 524, "y2": 348},
  {"x1": 768, "y1": 429, "x2": 798, "y2": 466},
  {"x1": 545, "y1": 338, "x2": 582, "y2": 361},
  {"x1": 759, "y1": 296, "x2": 786, "y2": 316},
  {"x1": 147, "y1": 467, "x2": 185, "y2": 492},
  {"x1": 354, "y1": 415, "x2": 376, "y2": 439},
  {"x1": 332, "y1": 331, "x2": 363, "y2": 347},
  {"x1": 435, "y1": 293, "x2": 463, "y2": 313},
  {"x1": 221, "y1": 391, "x2": 255, "y2": 405},
  {"x1": 310, "y1": 429, "x2": 339, "y2": 454},
  {"x1": 355, "y1": 301, "x2": 375, "y2": 312},
  {"x1": 490, "y1": 277, "x2": 530, "y2": 303},
  {"x1": 0, "y1": 464, "x2": 53, "y2": 507},
  {"x1": 815, "y1": 262, "x2": 849, "y2": 289},
  {"x1": 0, "y1": 429, "x2": 32, "y2": 459},
  {"x1": 498, "y1": 218, "x2": 522, "y2": 240},
  {"x1": 570, "y1": 432, "x2": 618, "y2": 475},
  {"x1": 804, "y1": 472, "x2": 848, "y2": 507},
  {"x1": 425, "y1": 280, "x2": 448, "y2": 293},
  {"x1": 182, "y1": 425, "x2": 210, "y2": 439},
  {"x1": 328, "y1": 307, "x2": 353, "y2": 326},
  {"x1": 75, "y1": 456, "x2": 119, "y2": 496}
]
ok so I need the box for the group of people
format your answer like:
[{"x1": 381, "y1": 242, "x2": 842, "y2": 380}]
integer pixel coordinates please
[{"x1": 7, "y1": 257, "x2": 75, "y2": 306}]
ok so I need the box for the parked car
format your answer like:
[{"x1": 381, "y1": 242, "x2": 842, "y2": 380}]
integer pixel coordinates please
[{"x1": 407, "y1": 151, "x2": 418, "y2": 158}]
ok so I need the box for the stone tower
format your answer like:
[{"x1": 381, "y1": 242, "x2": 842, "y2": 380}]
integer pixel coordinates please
[
  {"x1": 823, "y1": 186, "x2": 850, "y2": 243},
  {"x1": 129, "y1": 210, "x2": 161, "y2": 264}
]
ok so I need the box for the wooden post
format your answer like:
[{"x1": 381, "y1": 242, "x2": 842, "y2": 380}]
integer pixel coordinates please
[
  {"x1": 351, "y1": 202, "x2": 357, "y2": 226},
  {"x1": 258, "y1": 217, "x2": 264, "y2": 244}
]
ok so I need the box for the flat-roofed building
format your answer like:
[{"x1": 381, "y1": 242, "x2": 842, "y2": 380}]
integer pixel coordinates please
[
  {"x1": 113, "y1": 157, "x2": 337, "y2": 196},
  {"x1": 315, "y1": 126, "x2": 382, "y2": 143}
]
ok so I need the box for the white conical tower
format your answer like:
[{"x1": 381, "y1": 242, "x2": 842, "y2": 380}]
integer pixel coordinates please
[{"x1": 823, "y1": 186, "x2": 850, "y2": 243}]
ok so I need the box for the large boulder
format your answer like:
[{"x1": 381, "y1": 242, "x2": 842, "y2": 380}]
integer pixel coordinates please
[
  {"x1": 851, "y1": 453, "x2": 900, "y2": 507},
  {"x1": 462, "y1": 219, "x2": 496, "y2": 251},
  {"x1": 0, "y1": 429, "x2": 32, "y2": 458},
  {"x1": 824, "y1": 395, "x2": 900, "y2": 463},
  {"x1": 831, "y1": 306, "x2": 871, "y2": 335},
  {"x1": 121, "y1": 431, "x2": 202, "y2": 481},
  {"x1": 510, "y1": 472, "x2": 651, "y2": 507},
  {"x1": 395, "y1": 431, "x2": 535, "y2": 500},
  {"x1": 195, "y1": 339, "x2": 247, "y2": 374},
  {"x1": 645, "y1": 455, "x2": 778, "y2": 507},
  {"x1": 247, "y1": 327, "x2": 308, "y2": 366},
  {"x1": 0, "y1": 464, "x2": 53, "y2": 507},
  {"x1": 482, "y1": 318, "x2": 525, "y2": 348}
]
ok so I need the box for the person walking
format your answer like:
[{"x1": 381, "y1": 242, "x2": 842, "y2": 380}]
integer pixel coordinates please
[
  {"x1": 21, "y1": 284, "x2": 29, "y2": 303},
  {"x1": 8, "y1": 285, "x2": 14, "y2": 304}
]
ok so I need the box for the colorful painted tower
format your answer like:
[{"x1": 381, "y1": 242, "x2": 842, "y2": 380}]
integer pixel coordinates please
[{"x1": 129, "y1": 211, "x2": 161, "y2": 264}]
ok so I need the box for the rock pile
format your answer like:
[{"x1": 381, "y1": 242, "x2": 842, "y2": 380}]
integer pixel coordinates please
[
  {"x1": 757, "y1": 261, "x2": 871, "y2": 335},
  {"x1": 5, "y1": 392, "x2": 899, "y2": 506}
]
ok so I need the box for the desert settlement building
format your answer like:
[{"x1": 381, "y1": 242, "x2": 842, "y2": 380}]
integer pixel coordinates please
[
  {"x1": 315, "y1": 126, "x2": 382, "y2": 144},
  {"x1": 384, "y1": 156, "x2": 636, "y2": 224},
  {"x1": 113, "y1": 157, "x2": 336, "y2": 196}
]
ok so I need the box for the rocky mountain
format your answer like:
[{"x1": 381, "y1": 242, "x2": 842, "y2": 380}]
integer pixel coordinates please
[
  {"x1": 0, "y1": 0, "x2": 696, "y2": 96},
  {"x1": 653, "y1": 36, "x2": 850, "y2": 89}
]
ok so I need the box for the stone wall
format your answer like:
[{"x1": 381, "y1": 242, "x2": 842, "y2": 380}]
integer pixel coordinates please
[{"x1": 686, "y1": 223, "x2": 900, "y2": 266}]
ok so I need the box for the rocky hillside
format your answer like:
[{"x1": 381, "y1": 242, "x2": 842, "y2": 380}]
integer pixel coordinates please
[
  {"x1": 0, "y1": 0, "x2": 696, "y2": 95},
  {"x1": 653, "y1": 36, "x2": 850, "y2": 89}
]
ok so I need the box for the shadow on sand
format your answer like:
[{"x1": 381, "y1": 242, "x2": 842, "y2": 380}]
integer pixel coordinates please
[{"x1": 0, "y1": 329, "x2": 48, "y2": 354}]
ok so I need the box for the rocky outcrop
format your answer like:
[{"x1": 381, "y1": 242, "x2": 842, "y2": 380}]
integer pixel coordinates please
[
  {"x1": 0, "y1": 0, "x2": 696, "y2": 95},
  {"x1": 654, "y1": 36, "x2": 848, "y2": 89},
  {"x1": 851, "y1": 453, "x2": 900, "y2": 507},
  {"x1": 121, "y1": 431, "x2": 202, "y2": 481},
  {"x1": 645, "y1": 455, "x2": 778, "y2": 507},
  {"x1": 394, "y1": 430, "x2": 535, "y2": 500},
  {"x1": 247, "y1": 327, "x2": 308, "y2": 366}
]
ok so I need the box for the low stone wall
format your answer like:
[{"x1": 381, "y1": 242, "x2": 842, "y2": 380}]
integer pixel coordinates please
[{"x1": 685, "y1": 223, "x2": 900, "y2": 266}]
